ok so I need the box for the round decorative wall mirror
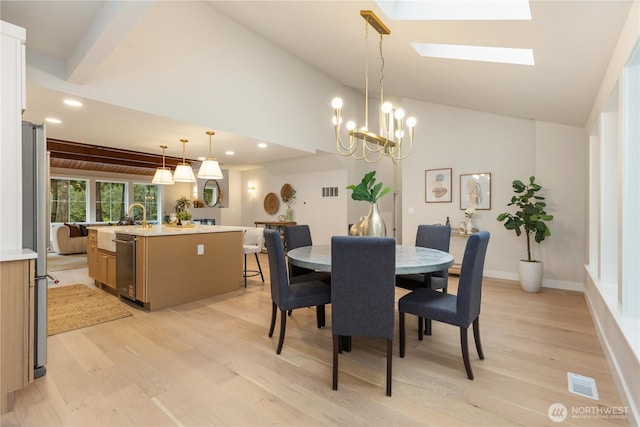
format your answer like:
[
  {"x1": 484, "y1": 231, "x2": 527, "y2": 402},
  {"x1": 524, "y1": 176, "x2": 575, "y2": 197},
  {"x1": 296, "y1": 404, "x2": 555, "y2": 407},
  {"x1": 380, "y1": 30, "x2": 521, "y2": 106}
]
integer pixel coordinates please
[{"x1": 203, "y1": 180, "x2": 221, "y2": 207}]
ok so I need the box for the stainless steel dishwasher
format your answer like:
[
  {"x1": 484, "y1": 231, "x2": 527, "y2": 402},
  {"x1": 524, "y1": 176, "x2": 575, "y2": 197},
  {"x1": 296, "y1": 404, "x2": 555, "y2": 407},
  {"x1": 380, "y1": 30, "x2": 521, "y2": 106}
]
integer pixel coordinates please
[{"x1": 115, "y1": 233, "x2": 136, "y2": 301}]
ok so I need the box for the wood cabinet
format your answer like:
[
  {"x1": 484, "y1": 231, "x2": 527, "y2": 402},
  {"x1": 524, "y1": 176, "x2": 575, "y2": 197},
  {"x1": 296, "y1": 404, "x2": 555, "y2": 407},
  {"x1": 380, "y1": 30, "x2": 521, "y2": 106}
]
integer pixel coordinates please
[
  {"x1": 87, "y1": 229, "x2": 98, "y2": 278},
  {"x1": 96, "y1": 250, "x2": 116, "y2": 290},
  {"x1": 88, "y1": 230, "x2": 116, "y2": 290},
  {"x1": 1, "y1": 259, "x2": 33, "y2": 414}
]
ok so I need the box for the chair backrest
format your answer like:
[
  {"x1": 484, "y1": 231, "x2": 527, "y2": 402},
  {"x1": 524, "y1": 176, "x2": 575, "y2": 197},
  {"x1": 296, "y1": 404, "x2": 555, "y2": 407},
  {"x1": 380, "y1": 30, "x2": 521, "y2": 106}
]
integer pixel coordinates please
[
  {"x1": 415, "y1": 224, "x2": 451, "y2": 252},
  {"x1": 264, "y1": 229, "x2": 290, "y2": 307},
  {"x1": 331, "y1": 236, "x2": 396, "y2": 339},
  {"x1": 416, "y1": 224, "x2": 451, "y2": 280},
  {"x1": 243, "y1": 227, "x2": 263, "y2": 248},
  {"x1": 456, "y1": 231, "x2": 490, "y2": 326},
  {"x1": 284, "y1": 225, "x2": 314, "y2": 277}
]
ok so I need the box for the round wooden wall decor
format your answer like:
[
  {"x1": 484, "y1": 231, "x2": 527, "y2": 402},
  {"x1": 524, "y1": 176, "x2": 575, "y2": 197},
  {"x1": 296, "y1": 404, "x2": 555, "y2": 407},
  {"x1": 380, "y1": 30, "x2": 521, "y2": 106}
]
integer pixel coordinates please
[{"x1": 263, "y1": 192, "x2": 279, "y2": 214}]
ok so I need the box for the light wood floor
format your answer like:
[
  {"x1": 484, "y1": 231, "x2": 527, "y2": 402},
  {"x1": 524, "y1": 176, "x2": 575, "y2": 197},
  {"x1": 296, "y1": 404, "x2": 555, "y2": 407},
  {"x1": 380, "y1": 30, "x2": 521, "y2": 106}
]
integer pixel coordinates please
[{"x1": 2, "y1": 254, "x2": 628, "y2": 426}]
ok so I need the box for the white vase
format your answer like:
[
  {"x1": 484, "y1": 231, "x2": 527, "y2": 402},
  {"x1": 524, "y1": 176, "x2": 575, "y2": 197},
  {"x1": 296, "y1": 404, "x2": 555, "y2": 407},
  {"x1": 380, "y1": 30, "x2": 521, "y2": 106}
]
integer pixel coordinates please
[
  {"x1": 519, "y1": 260, "x2": 543, "y2": 293},
  {"x1": 465, "y1": 218, "x2": 475, "y2": 234}
]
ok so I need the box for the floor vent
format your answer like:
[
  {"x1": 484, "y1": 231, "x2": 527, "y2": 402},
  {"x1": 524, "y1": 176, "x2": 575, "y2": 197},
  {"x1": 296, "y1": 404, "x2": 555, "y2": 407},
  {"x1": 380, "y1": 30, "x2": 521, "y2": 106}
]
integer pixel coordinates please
[{"x1": 568, "y1": 372, "x2": 599, "y2": 400}]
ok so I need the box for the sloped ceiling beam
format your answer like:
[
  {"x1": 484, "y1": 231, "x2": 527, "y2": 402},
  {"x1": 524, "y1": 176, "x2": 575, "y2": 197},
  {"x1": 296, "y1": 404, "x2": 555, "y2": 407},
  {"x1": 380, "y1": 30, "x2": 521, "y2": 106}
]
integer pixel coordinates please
[{"x1": 66, "y1": 1, "x2": 154, "y2": 84}]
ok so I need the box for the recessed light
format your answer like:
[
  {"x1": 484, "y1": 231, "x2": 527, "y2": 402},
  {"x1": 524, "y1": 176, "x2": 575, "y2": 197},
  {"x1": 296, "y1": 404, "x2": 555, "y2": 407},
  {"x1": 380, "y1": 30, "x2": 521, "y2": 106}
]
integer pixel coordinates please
[
  {"x1": 197, "y1": 156, "x2": 206, "y2": 161},
  {"x1": 411, "y1": 43, "x2": 534, "y2": 66},
  {"x1": 45, "y1": 118, "x2": 62, "y2": 124},
  {"x1": 258, "y1": 143, "x2": 267, "y2": 148},
  {"x1": 225, "y1": 151, "x2": 234, "y2": 155},
  {"x1": 63, "y1": 99, "x2": 82, "y2": 107}
]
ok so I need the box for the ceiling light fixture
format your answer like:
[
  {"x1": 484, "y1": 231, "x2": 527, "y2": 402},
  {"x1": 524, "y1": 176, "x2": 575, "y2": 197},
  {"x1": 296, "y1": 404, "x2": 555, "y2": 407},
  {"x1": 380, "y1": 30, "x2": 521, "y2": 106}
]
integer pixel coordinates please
[
  {"x1": 332, "y1": 10, "x2": 416, "y2": 164},
  {"x1": 173, "y1": 139, "x2": 196, "y2": 183},
  {"x1": 45, "y1": 117, "x2": 61, "y2": 124},
  {"x1": 152, "y1": 145, "x2": 174, "y2": 185},
  {"x1": 197, "y1": 131, "x2": 223, "y2": 180},
  {"x1": 63, "y1": 99, "x2": 83, "y2": 107}
]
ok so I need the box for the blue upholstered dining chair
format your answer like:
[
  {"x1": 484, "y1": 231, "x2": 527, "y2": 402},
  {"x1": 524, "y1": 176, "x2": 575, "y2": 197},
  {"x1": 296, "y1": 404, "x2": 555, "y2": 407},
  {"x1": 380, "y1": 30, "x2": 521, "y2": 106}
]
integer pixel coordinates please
[
  {"x1": 398, "y1": 231, "x2": 490, "y2": 380},
  {"x1": 396, "y1": 224, "x2": 451, "y2": 292},
  {"x1": 396, "y1": 224, "x2": 451, "y2": 336},
  {"x1": 264, "y1": 229, "x2": 331, "y2": 355},
  {"x1": 283, "y1": 225, "x2": 331, "y2": 285},
  {"x1": 331, "y1": 236, "x2": 396, "y2": 396}
]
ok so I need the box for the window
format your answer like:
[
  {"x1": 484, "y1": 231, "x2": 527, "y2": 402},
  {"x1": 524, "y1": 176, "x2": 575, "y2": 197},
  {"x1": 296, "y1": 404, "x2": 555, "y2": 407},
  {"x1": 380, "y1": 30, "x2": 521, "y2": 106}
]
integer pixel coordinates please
[
  {"x1": 96, "y1": 181, "x2": 126, "y2": 222},
  {"x1": 133, "y1": 183, "x2": 159, "y2": 222},
  {"x1": 50, "y1": 178, "x2": 87, "y2": 223}
]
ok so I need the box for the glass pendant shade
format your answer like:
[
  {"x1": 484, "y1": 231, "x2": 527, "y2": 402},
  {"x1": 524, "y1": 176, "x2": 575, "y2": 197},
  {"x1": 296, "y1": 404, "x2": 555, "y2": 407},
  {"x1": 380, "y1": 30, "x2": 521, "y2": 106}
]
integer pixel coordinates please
[
  {"x1": 152, "y1": 167, "x2": 174, "y2": 185},
  {"x1": 173, "y1": 164, "x2": 196, "y2": 182},
  {"x1": 152, "y1": 145, "x2": 174, "y2": 185},
  {"x1": 173, "y1": 138, "x2": 196, "y2": 182},
  {"x1": 197, "y1": 159, "x2": 223, "y2": 179},
  {"x1": 197, "y1": 131, "x2": 223, "y2": 179}
]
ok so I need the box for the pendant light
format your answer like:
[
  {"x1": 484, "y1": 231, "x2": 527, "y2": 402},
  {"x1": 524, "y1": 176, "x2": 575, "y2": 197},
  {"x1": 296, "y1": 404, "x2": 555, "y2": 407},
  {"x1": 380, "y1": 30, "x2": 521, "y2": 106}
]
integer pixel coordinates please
[
  {"x1": 173, "y1": 138, "x2": 196, "y2": 182},
  {"x1": 197, "y1": 131, "x2": 223, "y2": 179},
  {"x1": 152, "y1": 145, "x2": 174, "y2": 185}
]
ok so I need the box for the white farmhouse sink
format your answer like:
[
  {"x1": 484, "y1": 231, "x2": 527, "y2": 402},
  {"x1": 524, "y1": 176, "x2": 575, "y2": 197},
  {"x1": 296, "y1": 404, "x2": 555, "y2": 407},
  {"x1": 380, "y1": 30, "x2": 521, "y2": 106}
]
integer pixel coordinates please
[{"x1": 97, "y1": 229, "x2": 116, "y2": 252}]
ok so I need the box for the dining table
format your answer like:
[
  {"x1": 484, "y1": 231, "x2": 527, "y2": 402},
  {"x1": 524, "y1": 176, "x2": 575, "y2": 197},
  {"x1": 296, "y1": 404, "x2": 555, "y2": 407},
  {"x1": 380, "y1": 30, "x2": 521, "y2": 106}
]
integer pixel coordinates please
[
  {"x1": 287, "y1": 244, "x2": 454, "y2": 275},
  {"x1": 287, "y1": 244, "x2": 455, "y2": 351}
]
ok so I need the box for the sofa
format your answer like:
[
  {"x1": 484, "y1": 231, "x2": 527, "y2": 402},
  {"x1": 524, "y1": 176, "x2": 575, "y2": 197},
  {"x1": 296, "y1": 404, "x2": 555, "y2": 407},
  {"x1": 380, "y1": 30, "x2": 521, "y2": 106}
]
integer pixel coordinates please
[{"x1": 51, "y1": 223, "x2": 88, "y2": 255}]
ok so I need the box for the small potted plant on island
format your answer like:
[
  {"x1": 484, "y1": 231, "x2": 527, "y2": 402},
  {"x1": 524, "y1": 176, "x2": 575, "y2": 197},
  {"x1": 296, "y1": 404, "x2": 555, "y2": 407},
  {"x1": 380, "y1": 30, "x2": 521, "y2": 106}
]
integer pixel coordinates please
[
  {"x1": 497, "y1": 176, "x2": 554, "y2": 293},
  {"x1": 347, "y1": 171, "x2": 391, "y2": 236},
  {"x1": 175, "y1": 196, "x2": 192, "y2": 226}
]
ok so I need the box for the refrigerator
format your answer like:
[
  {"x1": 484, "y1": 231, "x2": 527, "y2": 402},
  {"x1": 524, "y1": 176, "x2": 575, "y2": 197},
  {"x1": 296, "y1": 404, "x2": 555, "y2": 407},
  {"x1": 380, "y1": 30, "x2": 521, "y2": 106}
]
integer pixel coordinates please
[{"x1": 22, "y1": 121, "x2": 48, "y2": 379}]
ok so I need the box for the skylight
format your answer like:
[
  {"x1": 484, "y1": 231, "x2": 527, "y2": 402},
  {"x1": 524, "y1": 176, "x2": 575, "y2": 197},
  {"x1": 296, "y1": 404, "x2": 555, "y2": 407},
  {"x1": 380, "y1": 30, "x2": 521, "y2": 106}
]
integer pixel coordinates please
[
  {"x1": 375, "y1": 0, "x2": 531, "y2": 21},
  {"x1": 411, "y1": 43, "x2": 534, "y2": 65}
]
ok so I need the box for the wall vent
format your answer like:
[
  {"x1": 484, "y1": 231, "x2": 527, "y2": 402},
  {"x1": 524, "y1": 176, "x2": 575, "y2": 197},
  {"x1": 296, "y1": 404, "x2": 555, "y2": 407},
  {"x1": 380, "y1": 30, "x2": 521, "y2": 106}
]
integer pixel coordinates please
[
  {"x1": 322, "y1": 187, "x2": 339, "y2": 197},
  {"x1": 567, "y1": 372, "x2": 599, "y2": 400}
]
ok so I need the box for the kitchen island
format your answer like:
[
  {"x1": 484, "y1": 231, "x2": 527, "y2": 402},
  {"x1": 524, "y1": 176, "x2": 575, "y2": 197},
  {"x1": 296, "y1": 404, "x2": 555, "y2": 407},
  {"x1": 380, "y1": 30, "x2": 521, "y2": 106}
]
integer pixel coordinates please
[{"x1": 88, "y1": 225, "x2": 244, "y2": 311}]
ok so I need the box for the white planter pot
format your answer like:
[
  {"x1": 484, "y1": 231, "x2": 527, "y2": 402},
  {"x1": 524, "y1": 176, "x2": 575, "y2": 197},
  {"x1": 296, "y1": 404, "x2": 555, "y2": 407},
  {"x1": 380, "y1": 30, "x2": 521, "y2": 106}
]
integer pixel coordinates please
[{"x1": 519, "y1": 260, "x2": 543, "y2": 293}]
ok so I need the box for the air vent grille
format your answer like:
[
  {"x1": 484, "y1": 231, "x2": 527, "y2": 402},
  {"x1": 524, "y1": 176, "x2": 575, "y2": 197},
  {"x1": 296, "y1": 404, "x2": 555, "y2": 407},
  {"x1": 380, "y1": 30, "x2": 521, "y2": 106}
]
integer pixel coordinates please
[{"x1": 568, "y1": 372, "x2": 599, "y2": 400}]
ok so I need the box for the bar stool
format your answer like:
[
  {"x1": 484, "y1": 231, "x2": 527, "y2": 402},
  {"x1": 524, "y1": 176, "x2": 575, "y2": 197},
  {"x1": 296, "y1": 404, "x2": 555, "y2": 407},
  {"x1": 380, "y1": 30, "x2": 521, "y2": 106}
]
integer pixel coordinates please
[{"x1": 243, "y1": 228, "x2": 264, "y2": 287}]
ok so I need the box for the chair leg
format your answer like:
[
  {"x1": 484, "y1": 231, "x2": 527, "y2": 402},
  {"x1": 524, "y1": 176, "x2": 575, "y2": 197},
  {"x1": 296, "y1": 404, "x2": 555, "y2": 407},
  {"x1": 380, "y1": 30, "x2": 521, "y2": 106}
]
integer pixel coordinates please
[
  {"x1": 386, "y1": 338, "x2": 392, "y2": 397},
  {"x1": 276, "y1": 309, "x2": 287, "y2": 354},
  {"x1": 418, "y1": 317, "x2": 424, "y2": 341},
  {"x1": 243, "y1": 253, "x2": 248, "y2": 288},
  {"x1": 316, "y1": 305, "x2": 326, "y2": 328},
  {"x1": 460, "y1": 326, "x2": 474, "y2": 380},
  {"x1": 332, "y1": 335, "x2": 339, "y2": 390},
  {"x1": 254, "y1": 253, "x2": 264, "y2": 282},
  {"x1": 288, "y1": 309, "x2": 292, "y2": 317},
  {"x1": 425, "y1": 318, "x2": 432, "y2": 336},
  {"x1": 473, "y1": 317, "x2": 485, "y2": 360},
  {"x1": 399, "y1": 312, "x2": 406, "y2": 358},
  {"x1": 268, "y1": 302, "x2": 277, "y2": 337}
]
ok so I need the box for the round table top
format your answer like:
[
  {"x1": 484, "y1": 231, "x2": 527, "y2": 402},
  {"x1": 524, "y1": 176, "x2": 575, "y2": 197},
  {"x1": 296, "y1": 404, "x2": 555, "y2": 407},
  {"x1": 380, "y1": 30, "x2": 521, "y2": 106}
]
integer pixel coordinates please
[{"x1": 287, "y1": 244, "x2": 454, "y2": 275}]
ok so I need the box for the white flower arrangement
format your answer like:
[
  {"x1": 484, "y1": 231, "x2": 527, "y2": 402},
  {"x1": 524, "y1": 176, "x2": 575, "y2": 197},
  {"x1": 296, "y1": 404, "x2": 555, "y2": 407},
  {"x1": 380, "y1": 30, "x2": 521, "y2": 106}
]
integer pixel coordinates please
[{"x1": 465, "y1": 208, "x2": 476, "y2": 218}]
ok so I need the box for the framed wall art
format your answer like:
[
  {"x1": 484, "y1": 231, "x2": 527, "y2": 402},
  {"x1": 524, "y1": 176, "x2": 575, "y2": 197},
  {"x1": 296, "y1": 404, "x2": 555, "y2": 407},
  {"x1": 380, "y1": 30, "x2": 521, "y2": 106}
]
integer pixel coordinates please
[
  {"x1": 425, "y1": 168, "x2": 452, "y2": 203},
  {"x1": 460, "y1": 173, "x2": 491, "y2": 210}
]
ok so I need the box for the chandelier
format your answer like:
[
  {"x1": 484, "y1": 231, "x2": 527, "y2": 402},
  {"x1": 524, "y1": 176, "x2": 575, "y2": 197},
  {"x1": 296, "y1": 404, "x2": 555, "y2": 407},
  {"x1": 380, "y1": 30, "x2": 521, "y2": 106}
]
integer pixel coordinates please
[
  {"x1": 331, "y1": 10, "x2": 416, "y2": 164},
  {"x1": 173, "y1": 138, "x2": 196, "y2": 182},
  {"x1": 151, "y1": 145, "x2": 174, "y2": 185},
  {"x1": 197, "y1": 131, "x2": 223, "y2": 180}
]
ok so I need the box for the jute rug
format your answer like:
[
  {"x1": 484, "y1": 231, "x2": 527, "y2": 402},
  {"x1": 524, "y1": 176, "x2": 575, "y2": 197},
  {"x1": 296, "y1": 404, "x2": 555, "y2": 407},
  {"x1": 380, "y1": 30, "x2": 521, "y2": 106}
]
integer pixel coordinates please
[
  {"x1": 48, "y1": 284, "x2": 132, "y2": 336},
  {"x1": 47, "y1": 253, "x2": 88, "y2": 272}
]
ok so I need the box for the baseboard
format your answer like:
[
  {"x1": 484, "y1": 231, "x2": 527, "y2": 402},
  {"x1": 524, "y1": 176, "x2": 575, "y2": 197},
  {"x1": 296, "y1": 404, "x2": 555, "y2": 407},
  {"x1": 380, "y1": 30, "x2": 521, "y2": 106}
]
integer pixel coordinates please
[{"x1": 484, "y1": 270, "x2": 583, "y2": 292}]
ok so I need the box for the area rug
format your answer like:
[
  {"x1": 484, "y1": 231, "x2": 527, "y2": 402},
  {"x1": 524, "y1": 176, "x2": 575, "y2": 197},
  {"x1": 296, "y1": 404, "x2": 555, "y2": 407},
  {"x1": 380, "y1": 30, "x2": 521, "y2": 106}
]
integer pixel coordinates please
[
  {"x1": 47, "y1": 284, "x2": 132, "y2": 336},
  {"x1": 47, "y1": 253, "x2": 88, "y2": 272}
]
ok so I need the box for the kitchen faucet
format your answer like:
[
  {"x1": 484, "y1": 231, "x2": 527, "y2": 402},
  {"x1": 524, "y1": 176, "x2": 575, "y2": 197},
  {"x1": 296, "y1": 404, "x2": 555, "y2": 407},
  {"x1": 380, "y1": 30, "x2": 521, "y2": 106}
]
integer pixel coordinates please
[{"x1": 127, "y1": 203, "x2": 147, "y2": 228}]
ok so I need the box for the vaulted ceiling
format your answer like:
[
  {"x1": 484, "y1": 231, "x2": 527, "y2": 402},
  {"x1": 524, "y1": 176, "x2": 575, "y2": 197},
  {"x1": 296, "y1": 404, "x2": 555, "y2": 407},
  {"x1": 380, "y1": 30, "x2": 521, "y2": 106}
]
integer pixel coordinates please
[{"x1": 1, "y1": 0, "x2": 635, "y2": 169}]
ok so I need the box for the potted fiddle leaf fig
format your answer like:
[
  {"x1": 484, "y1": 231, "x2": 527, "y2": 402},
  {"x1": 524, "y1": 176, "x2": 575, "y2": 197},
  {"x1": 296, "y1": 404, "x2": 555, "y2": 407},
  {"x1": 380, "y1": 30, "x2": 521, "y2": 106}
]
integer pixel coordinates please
[
  {"x1": 347, "y1": 171, "x2": 391, "y2": 236},
  {"x1": 497, "y1": 176, "x2": 553, "y2": 292}
]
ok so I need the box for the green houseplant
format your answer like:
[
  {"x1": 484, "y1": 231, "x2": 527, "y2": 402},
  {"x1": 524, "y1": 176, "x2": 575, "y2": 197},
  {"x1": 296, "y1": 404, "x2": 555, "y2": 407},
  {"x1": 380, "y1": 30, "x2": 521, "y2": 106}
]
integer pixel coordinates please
[
  {"x1": 175, "y1": 196, "x2": 192, "y2": 223},
  {"x1": 497, "y1": 176, "x2": 553, "y2": 292},
  {"x1": 346, "y1": 171, "x2": 391, "y2": 236}
]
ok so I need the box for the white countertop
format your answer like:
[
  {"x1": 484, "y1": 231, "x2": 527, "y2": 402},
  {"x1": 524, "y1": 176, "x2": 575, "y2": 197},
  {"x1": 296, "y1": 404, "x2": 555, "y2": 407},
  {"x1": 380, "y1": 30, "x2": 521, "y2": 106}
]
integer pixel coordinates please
[
  {"x1": 0, "y1": 248, "x2": 37, "y2": 262},
  {"x1": 88, "y1": 224, "x2": 246, "y2": 237}
]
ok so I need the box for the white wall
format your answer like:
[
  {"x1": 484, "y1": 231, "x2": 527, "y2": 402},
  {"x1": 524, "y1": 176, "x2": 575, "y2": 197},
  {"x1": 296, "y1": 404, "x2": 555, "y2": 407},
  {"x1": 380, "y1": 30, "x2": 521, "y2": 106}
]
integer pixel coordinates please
[{"x1": 398, "y1": 98, "x2": 585, "y2": 289}]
